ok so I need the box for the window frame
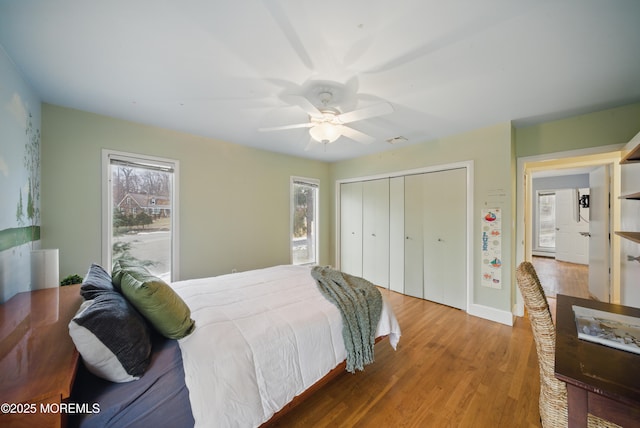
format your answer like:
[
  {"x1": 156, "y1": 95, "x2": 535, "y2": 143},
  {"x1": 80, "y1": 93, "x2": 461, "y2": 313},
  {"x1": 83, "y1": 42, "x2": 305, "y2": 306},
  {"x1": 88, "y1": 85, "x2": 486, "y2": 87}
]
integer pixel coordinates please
[
  {"x1": 101, "y1": 149, "x2": 180, "y2": 280},
  {"x1": 290, "y1": 176, "x2": 320, "y2": 266},
  {"x1": 536, "y1": 190, "x2": 556, "y2": 252}
]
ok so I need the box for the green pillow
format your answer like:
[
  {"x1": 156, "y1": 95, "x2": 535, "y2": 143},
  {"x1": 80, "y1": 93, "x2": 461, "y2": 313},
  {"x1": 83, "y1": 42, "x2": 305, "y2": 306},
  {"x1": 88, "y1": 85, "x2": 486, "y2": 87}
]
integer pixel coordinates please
[
  {"x1": 111, "y1": 259, "x2": 149, "y2": 289},
  {"x1": 119, "y1": 269, "x2": 195, "y2": 339}
]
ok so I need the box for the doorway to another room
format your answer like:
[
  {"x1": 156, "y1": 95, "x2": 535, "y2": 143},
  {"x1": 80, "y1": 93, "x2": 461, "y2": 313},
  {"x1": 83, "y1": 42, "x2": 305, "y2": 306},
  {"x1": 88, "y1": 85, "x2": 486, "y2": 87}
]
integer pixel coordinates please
[
  {"x1": 518, "y1": 148, "x2": 622, "y2": 316},
  {"x1": 531, "y1": 172, "x2": 591, "y2": 303}
]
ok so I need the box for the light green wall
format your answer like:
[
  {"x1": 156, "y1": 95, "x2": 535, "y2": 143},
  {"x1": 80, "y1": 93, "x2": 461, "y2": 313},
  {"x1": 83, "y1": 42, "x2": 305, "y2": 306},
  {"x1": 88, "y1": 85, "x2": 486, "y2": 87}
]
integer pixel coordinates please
[
  {"x1": 41, "y1": 104, "x2": 330, "y2": 281},
  {"x1": 39, "y1": 100, "x2": 640, "y2": 316},
  {"x1": 0, "y1": 47, "x2": 41, "y2": 302},
  {"x1": 515, "y1": 103, "x2": 640, "y2": 157},
  {"x1": 329, "y1": 122, "x2": 515, "y2": 313},
  {"x1": 327, "y1": 102, "x2": 640, "y2": 316}
]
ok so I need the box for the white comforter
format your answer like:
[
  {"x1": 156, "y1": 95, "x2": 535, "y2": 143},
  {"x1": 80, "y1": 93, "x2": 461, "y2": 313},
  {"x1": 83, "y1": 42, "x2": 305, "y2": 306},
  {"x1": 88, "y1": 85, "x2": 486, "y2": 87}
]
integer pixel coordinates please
[{"x1": 172, "y1": 265, "x2": 401, "y2": 428}]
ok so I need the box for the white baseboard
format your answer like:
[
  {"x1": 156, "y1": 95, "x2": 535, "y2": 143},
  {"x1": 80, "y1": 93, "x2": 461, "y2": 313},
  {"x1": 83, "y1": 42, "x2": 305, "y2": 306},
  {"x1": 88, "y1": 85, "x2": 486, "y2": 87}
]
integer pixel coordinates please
[
  {"x1": 468, "y1": 303, "x2": 515, "y2": 326},
  {"x1": 532, "y1": 251, "x2": 555, "y2": 258}
]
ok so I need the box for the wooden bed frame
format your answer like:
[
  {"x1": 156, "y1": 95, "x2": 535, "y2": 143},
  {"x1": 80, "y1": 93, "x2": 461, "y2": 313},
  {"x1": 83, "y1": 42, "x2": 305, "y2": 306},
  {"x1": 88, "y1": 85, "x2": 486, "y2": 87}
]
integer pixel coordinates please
[
  {"x1": 262, "y1": 359, "x2": 347, "y2": 426},
  {"x1": 263, "y1": 335, "x2": 385, "y2": 427}
]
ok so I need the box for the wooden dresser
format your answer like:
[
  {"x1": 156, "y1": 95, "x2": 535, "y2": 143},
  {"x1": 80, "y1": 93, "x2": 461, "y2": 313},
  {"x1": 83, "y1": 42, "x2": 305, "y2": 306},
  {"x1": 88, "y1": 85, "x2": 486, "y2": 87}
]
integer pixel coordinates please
[{"x1": 0, "y1": 284, "x2": 82, "y2": 428}]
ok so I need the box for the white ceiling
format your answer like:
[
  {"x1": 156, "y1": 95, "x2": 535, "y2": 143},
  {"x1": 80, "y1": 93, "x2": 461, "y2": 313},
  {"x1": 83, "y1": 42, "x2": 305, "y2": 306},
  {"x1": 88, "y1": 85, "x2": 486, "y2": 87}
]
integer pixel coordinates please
[{"x1": 1, "y1": 0, "x2": 639, "y2": 162}]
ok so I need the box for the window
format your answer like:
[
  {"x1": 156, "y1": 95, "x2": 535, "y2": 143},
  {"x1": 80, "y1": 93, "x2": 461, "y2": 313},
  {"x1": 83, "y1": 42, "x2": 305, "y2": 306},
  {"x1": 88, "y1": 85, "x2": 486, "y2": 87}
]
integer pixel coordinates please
[
  {"x1": 102, "y1": 150, "x2": 179, "y2": 281},
  {"x1": 537, "y1": 191, "x2": 556, "y2": 250},
  {"x1": 291, "y1": 177, "x2": 319, "y2": 265}
]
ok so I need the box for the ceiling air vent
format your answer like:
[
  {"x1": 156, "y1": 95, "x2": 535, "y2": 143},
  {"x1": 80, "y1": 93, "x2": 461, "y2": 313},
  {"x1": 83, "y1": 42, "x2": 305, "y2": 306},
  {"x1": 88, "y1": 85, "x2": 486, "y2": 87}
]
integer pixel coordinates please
[{"x1": 386, "y1": 136, "x2": 407, "y2": 145}]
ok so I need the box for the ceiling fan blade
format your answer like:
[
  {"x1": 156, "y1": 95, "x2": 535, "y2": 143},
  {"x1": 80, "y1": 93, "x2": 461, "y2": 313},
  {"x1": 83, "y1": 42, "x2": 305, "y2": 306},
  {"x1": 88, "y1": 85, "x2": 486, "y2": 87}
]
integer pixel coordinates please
[
  {"x1": 262, "y1": 0, "x2": 315, "y2": 71},
  {"x1": 338, "y1": 125, "x2": 375, "y2": 144},
  {"x1": 281, "y1": 94, "x2": 323, "y2": 117},
  {"x1": 337, "y1": 102, "x2": 394, "y2": 124},
  {"x1": 258, "y1": 122, "x2": 312, "y2": 132}
]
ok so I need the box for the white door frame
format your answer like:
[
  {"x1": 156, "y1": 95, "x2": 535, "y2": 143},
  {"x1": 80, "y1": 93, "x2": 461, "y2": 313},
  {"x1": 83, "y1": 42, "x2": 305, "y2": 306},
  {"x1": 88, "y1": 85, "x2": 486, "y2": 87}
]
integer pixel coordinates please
[
  {"x1": 335, "y1": 160, "x2": 474, "y2": 312},
  {"x1": 516, "y1": 145, "x2": 623, "y2": 316}
]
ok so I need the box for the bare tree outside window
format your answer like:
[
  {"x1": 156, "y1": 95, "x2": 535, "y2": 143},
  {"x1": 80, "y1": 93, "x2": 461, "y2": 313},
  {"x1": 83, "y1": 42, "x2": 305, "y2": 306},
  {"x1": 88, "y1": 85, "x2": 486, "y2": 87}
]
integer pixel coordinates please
[{"x1": 106, "y1": 153, "x2": 176, "y2": 281}]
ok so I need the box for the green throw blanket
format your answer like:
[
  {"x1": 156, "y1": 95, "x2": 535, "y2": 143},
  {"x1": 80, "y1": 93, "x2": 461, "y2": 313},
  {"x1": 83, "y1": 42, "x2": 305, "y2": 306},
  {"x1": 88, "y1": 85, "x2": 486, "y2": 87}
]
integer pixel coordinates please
[{"x1": 310, "y1": 266, "x2": 383, "y2": 373}]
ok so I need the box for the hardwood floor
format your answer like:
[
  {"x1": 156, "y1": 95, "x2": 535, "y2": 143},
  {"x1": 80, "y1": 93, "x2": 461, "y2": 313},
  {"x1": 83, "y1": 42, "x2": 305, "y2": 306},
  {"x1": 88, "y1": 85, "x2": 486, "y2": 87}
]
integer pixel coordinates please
[
  {"x1": 272, "y1": 292, "x2": 540, "y2": 427},
  {"x1": 531, "y1": 256, "x2": 590, "y2": 299},
  {"x1": 531, "y1": 256, "x2": 590, "y2": 319},
  {"x1": 271, "y1": 258, "x2": 590, "y2": 428}
]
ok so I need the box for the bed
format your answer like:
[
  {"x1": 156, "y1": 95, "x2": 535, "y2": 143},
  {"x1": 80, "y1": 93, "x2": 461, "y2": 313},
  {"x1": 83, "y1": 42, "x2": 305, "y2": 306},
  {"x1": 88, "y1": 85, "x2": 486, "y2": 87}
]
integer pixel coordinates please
[{"x1": 69, "y1": 264, "x2": 401, "y2": 428}]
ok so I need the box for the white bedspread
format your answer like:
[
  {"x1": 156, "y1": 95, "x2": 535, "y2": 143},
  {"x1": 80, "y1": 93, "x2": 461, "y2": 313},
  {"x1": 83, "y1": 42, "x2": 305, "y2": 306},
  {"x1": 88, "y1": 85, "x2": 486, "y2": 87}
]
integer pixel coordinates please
[{"x1": 171, "y1": 265, "x2": 401, "y2": 428}]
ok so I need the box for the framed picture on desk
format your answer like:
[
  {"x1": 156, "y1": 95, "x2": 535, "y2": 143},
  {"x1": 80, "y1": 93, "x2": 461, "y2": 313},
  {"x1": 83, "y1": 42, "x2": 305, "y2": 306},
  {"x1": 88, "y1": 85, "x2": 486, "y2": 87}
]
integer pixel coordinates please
[
  {"x1": 555, "y1": 294, "x2": 640, "y2": 428},
  {"x1": 572, "y1": 304, "x2": 640, "y2": 355}
]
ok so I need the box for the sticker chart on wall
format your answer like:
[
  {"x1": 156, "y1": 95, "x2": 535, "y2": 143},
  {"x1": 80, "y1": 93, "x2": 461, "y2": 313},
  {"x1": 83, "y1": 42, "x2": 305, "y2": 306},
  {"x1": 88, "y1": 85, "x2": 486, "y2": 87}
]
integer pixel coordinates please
[{"x1": 481, "y1": 208, "x2": 502, "y2": 289}]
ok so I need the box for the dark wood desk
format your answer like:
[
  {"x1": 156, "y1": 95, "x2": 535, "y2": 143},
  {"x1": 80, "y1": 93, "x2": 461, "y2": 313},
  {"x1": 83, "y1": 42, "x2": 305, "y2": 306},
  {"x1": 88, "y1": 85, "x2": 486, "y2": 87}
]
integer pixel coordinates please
[{"x1": 554, "y1": 294, "x2": 640, "y2": 428}]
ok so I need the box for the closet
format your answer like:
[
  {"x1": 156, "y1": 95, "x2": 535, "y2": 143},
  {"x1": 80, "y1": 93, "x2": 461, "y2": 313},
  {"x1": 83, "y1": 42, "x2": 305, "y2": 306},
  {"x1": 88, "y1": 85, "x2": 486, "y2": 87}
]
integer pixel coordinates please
[
  {"x1": 339, "y1": 167, "x2": 467, "y2": 310},
  {"x1": 340, "y1": 179, "x2": 390, "y2": 288},
  {"x1": 362, "y1": 179, "x2": 390, "y2": 288},
  {"x1": 340, "y1": 181, "x2": 363, "y2": 277},
  {"x1": 404, "y1": 169, "x2": 466, "y2": 309}
]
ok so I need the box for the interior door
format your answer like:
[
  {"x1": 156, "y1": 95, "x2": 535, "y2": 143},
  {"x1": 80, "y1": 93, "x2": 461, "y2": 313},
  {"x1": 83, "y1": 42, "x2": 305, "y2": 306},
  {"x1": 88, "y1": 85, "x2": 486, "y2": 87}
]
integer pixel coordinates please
[
  {"x1": 575, "y1": 188, "x2": 590, "y2": 264},
  {"x1": 588, "y1": 166, "x2": 610, "y2": 302},
  {"x1": 422, "y1": 168, "x2": 466, "y2": 310},
  {"x1": 362, "y1": 179, "x2": 390, "y2": 288},
  {"x1": 340, "y1": 181, "x2": 363, "y2": 277},
  {"x1": 555, "y1": 189, "x2": 589, "y2": 264}
]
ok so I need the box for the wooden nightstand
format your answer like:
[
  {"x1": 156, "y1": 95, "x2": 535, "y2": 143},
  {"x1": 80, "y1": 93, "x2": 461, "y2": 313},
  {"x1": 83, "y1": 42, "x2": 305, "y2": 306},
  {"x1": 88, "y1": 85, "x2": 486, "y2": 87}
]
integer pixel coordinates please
[{"x1": 0, "y1": 284, "x2": 83, "y2": 428}]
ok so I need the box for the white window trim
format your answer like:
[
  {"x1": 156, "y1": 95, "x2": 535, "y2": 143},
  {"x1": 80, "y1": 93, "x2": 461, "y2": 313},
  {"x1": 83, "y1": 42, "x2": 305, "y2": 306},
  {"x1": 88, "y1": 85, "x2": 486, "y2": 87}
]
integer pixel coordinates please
[
  {"x1": 101, "y1": 149, "x2": 180, "y2": 280},
  {"x1": 290, "y1": 176, "x2": 320, "y2": 265},
  {"x1": 534, "y1": 190, "x2": 556, "y2": 254}
]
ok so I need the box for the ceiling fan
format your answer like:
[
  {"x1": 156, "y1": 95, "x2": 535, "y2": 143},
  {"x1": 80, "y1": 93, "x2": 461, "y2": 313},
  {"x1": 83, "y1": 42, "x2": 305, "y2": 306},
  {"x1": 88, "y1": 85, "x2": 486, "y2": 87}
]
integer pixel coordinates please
[{"x1": 259, "y1": 87, "x2": 394, "y2": 147}]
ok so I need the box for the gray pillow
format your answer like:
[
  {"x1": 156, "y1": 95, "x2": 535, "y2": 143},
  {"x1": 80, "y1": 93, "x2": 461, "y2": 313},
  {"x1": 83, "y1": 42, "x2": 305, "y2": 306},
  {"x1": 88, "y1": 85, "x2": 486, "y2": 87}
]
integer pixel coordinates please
[
  {"x1": 80, "y1": 263, "x2": 115, "y2": 300},
  {"x1": 69, "y1": 291, "x2": 152, "y2": 383}
]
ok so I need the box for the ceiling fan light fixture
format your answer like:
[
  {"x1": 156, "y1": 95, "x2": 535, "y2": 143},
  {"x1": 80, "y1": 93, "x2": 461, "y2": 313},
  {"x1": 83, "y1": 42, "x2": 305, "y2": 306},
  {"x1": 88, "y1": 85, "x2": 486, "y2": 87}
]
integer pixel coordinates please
[{"x1": 309, "y1": 122, "x2": 341, "y2": 143}]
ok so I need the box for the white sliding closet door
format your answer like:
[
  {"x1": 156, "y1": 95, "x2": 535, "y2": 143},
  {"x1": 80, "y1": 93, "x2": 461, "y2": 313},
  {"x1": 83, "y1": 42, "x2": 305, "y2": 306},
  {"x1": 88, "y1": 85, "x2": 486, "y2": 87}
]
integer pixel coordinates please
[
  {"x1": 339, "y1": 166, "x2": 467, "y2": 309},
  {"x1": 362, "y1": 179, "x2": 390, "y2": 288},
  {"x1": 404, "y1": 174, "x2": 424, "y2": 298},
  {"x1": 389, "y1": 176, "x2": 405, "y2": 293},
  {"x1": 422, "y1": 168, "x2": 466, "y2": 310},
  {"x1": 340, "y1": 181, "x2": 363, "y2": 277}
]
